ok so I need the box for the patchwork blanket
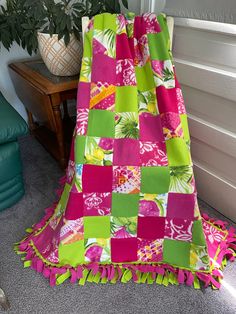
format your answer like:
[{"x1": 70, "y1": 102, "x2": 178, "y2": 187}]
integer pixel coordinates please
[{"x1": 16, "y1": 13, "x2": 236, "y2": 288}]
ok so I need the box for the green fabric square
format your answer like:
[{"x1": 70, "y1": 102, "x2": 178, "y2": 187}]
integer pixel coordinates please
[
  {"x1": 115, "y1": 86, "x2": 138, "y2": 112},
  {"x1": 141, "y1": 166, "x2": 170, "y2": 194},
  {"x1": 83, "y1": 30, "x2": 93, "y2": 58},
  {"x1": 112, "y1": 193, "x2": 139, "y2": 217},
  {"x1": 180, "y1": 114, "x2": 190, "y2": 144},
  {"x1": 84, "y1": 216, "x2": 110, "y2": 238},
  {"x1": 87, "y1": 110, "x2": 115, "y2": 138},
  {"x1": 135, "y1": 62, "x2": 155, "y2": 92},
  {"x1": 166, "y1": 138, "x2": 192, "y2": 167},
  {"x1": 192, "y1": 220, "x2": 206, "y2": 246},
  {"x1": 59, "y1": 240, "x2": 84, "y2": 267},
  {"x1": 75, "y1": 135, "x2": 86, "y2": 164},
  {"x1": 157, "y1": 14, "x2": 170, "y2": 52},
  {"x1": 59, "y1": 183, "x2": 71, "y2": 211},
  {"x1": 94, "y1": 13, "x2": 117, "y2": 32},
  {"x1": 148, "y1": 33, "x2": 170, "y2": 61},
  {"x1": 163, "y1": 239, "x2": 190, "y2": 268}
]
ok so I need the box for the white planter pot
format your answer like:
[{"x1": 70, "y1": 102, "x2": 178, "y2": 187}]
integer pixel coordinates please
[{"x1": 37, "y1": 32, "x2": 83, "y2": 76}]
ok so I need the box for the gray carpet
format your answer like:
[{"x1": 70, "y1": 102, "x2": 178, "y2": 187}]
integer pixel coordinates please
[{"x1": 0, "y1": 135, "x2": 236, "y2": 314}]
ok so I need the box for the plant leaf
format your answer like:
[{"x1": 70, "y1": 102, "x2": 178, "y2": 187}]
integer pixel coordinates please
[{"x1": 121, "y1": 0, "x2": 129, "y2": 9}]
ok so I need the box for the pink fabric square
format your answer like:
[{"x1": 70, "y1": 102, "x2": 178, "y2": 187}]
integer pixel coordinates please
[
  {"x1": 167, "y1": 193, "x2": 195, "y2": 219},
  {"x1": 76, "y1": 108, "x2": 89, "y2": 136},
  {"x1": 83, "y1": 192, "x2": 111, "y2": 216},
  {"x1": 165, "y1": 218, "x2": 193, "y2": 242},
  {"x1": 128, "y1": 37, "x2": 135, "y2": 59},
  {"x1": 65, "y1": 192, "x2": 84, "y2": 220},
  {"x1": 139, "y1": 114, "x2": 164, "y2": 142},
  {"x1": 33, "y1": 220, "x2": 62, "y2": 264},
  {"x1": 142, "y1": 13, "x2": 161, "y2": 34},
  {"x1": 140, "y1": 141, "x2": 168, "y2": 166},
  {"x1": 111, "y1": 238, "x2": 138, "y2": 262},
  {"x1": 113, "y1": 138, "x2": 140, "y2": 166},
  {"x1": 116, "y1": 59, "x2": 136, "y2": 86},
  {"x1": 156, "y1": 86, "x2": 179, "y2": 114},
  {"x1": 176, "y1": 87, "x2": 186, "y2": 114},
  {"x1": 77, "y1": 82, "x2": 91, "y2": 109},
  {"x1": 134, "y1": 16, "x2": 147, "y2": 40},
  {"x1": 91, "y1": 54, "x2": 116, "y2": 84},
  {"x1": 202, "y1": 219, "x2": 225, "y2": 260},
  {"x1": 116, "y1": 34, "x2": 133, "y2": 59},
  {"x1": 82, "y1": 165, "x2": 113, "y2": 192},
  {"x1": 66, "y1": 137, "x2": 75, "y2": 184},
  {"x1": 137, "y1": 217, "x2": 165, "y2": 239}
]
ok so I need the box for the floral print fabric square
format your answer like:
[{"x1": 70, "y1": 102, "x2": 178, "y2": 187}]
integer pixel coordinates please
[
  {"x1": 138, "y1": 88, "x2": 159, "y2": 116},
  {"x1": 139, "y1": 193, "x2": 168, "y2": 217},
  {"x1": 152, "y1": 60, "x2": 175, "y2": 88},
  {"x1": 84, "y1": 238, "x2": 111, "y2": 262},
  {"x1": 111, "y1": 217, "x2": 137, "y2": 238},
  {"x1": 115, "y1": 112, "x2": 139, "y2": 139},
  {"x1": 140, "y1": 141, "x2": 168, "y2": 167},
  {"x1": 84, "y1": 136, "x2": 114, "y2": 166},
  {"x1": 116, "y1": 59, "x2": 136, "y2": 86},
  {"x1": 165, "y1": 218, "x2": 193, "y2": 242},
  {"x1": 112, "y1": 166, "x2": 140, "y2": 194},
  {"x1": 83, "y1": 193, "x2": 111, "y2": 216}
]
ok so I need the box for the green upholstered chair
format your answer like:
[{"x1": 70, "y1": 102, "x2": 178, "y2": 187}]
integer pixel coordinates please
[{"x1": 0, "y1": 92, "x2": 28, "y2": 212}]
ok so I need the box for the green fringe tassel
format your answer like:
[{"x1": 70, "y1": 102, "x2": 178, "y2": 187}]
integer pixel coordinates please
[
  {"x1": 56, "y1": 270, "x2": 70, "y2": 285},
  {"x1": 23, "y1": 260, "x2": 31, "y2": 268},
  {"x1": 121, "y1": 269, "x2": 132, "y2": 283},
  {"x1": 93, "y1": 272, "x2": 101, "y2": 283},
  {"x1": 79, "y1": 269, "x2": 89, "y2": 286},
  {"x1": 193, "y1": 275, "x2": 200, "y2": 289}
]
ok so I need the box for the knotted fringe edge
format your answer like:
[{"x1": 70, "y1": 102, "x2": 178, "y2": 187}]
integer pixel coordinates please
[
  {"x1": 14, "y1": 239, "x2": 235, "y2": 289},
  {"x1": 14, "y1": 176, "x2": 236, "y2": 289}
]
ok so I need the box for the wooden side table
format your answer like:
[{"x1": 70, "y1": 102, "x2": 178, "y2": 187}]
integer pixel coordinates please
[{"x1": 9, "y1": 60, "x2": 80, "y2": 169}]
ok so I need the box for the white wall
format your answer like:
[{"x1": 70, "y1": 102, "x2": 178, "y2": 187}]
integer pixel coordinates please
[
  {"x1": 0, "y1": 44, "x2": 33, "y2": 120},
  {"x1": 164, "y1": 0, "x2": 236, "y2": 24}
]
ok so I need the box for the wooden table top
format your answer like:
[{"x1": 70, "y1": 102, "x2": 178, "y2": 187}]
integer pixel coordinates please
[{"x1": 9, "y1": 60, "x2": 80, "y2": 95}]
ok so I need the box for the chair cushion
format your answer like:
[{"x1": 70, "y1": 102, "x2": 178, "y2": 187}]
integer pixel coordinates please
[
  {"x1": 0, "y1": 141, "x2": 22, "y2": 185},
  {"x1": 0, "y1": 92, "x2": 28, "y2": 144},
  {"x1": 0, "y1": 174, "x2": 24, "y2": 211}
]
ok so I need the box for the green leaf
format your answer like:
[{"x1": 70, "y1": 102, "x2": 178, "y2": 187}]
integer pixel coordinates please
[
  {"x1": 64, "y1": 32, "x2": 70, "y2": 46},
  {"x1": 21, "y1": 23, "x2": 32, "y2": 30},
  {"x1": 114, "y1": 0, "x2": 121, "y2": 13},
  {"x1": 121, "y1": 0, "x2": 129, "y2": 9}
]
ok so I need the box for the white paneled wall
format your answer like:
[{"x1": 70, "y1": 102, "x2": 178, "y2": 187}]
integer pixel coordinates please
[{"x1": 172, "y1": 18, "x2": 236, "y2": 222}]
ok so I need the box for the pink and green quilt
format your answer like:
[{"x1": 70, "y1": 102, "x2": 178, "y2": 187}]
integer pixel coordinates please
[{"x1": 16, "y1": 12, "x2": 236, "y2": 288}]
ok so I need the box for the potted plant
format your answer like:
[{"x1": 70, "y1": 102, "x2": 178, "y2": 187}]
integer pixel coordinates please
[{"x1": 0, "y1": 0, "x2": 129, "y2": 76}]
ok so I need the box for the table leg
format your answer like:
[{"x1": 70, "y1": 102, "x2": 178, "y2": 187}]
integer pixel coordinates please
[
  {"x1": 26, "y1": 109, "x2": 36, "y2": 132},
  {"x1": 51, "y1": 94, "x2": 67, "y2": 169},
  {"x1": 63, "y1": 100, "x2": 69, "y2": 119}
]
